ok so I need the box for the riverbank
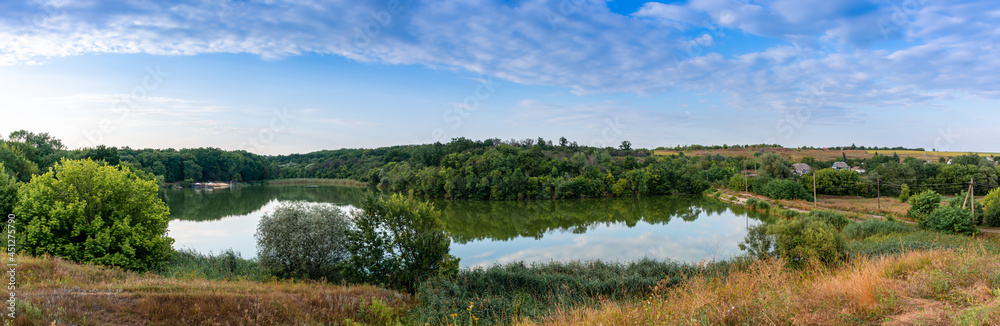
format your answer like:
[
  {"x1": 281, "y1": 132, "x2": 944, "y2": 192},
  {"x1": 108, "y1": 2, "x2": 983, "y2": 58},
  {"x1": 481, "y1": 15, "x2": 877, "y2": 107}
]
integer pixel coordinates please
[
  {"x1": 518, "y1": 246, "x2": 1000, "y2": 325},
  {"x1": 713, "y1": 187, "x2": 1000, "y2": 234},
  {"x1": 14, "y1": 225, "x2": 1000, "y2": 325},
  {"x1": 267, "y1": 178, "x2": 367, "y2": 187}
]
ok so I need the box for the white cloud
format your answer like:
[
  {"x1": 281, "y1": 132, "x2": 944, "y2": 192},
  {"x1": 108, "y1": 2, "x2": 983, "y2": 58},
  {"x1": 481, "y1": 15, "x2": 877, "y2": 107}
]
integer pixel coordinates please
[{"x1": 0, "y1": 0, "x2": 998, "y2": 119}]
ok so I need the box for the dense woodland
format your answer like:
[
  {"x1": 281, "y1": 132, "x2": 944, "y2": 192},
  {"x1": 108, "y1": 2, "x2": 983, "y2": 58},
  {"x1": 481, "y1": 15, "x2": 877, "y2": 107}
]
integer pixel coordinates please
[{"x1": 1, "y1": 130, "x2": 998, "y2": 203}]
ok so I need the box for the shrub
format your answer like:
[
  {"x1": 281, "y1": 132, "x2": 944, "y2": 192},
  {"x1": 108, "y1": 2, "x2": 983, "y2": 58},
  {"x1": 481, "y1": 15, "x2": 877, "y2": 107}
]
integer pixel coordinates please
[
  {"x1": 948, "y1": 191, "x2": 985, "y2": 224},
  {"x1": 158, "y1": 249, "x2": 266, "y2": 281},
  {"x1": 898, "y1": 184, "x2": 911, "y2": 203},
  {"x1": 738, "y1": 223, "x2": 776, "y2": 260},
  {"x1": 842, "y1": 219, "x2": 913, "y2": 239},
  {"x1": 745, "y1": 197, "x2": 759, "y2": 208},
  {"x1": 769, "y1": 217, "x2": 846, "y2": 268},
  {"x1": 984, "y1": 188, "x2": 1000, "y2": 227},
  {"x1": 908, "y1": 190, "x2": 942, "y2": 223},
  {"x1": 806, "y1": 210, "x2": 850, "y2": 231},
  {"x1": 346, "y1": 194, "x2": 458, "y2": 293},
  {"x1": 412, "y1": 259, "x2": 722, "y2": 326},
  {"x1": 755, "y1": 200, "x2": 772, "y2": 211},
  {"x1": 13, "y1": 159, "x2": 173, "y2": 271},
  {"x1": 924, "y1": 206, "x2": 977, "y2": 235},
  {"x1": 255, "y1": 202, "x2": 351, "y2": 281},
  {"x1": 727, "y1": 173, "x2": 747, "y2": 191},
  {"x1": 757, "y1": 178, "x2": 813, "y2": 201}
]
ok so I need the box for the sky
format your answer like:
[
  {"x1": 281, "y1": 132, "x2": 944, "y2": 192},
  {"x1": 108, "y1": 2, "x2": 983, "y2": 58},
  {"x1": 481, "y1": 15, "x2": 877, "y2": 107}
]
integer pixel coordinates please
[{"x1": 0, "y1": 0, "x2": 998, "y2": 155}]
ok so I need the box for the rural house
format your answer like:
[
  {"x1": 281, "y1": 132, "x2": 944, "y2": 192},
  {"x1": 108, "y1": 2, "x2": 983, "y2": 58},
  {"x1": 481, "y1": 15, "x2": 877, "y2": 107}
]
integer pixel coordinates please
[
  {"x1": 792, "y1": 163, "x2": 811, "y2": 175},
  {"x1": 851, "y1": 166, "x2": 866, "y2": 173},
  {"x1": 832, "y1": 161, "x2": 850, "y2": 170}
]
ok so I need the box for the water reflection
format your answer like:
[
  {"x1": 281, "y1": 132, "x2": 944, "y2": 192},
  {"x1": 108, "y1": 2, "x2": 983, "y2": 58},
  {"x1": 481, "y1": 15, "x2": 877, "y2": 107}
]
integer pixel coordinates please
[{"x1": 166, "y1": 186, "x2": 769, "y2": 267}]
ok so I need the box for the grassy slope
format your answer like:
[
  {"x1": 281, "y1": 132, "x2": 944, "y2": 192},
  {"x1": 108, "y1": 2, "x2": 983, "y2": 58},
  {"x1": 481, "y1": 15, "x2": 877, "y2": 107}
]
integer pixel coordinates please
[
  {"x1": 8, "y1": 253, "x2": 409, "y2": 325},
  {"x1": 520, "y1": 238, "x2": 1000, "y2": 325}
]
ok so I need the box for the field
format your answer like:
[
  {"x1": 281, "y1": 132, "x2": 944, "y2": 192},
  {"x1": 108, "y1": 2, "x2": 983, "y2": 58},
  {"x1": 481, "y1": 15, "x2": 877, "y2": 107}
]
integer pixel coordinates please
[{"x1": 654, "y1": 147, "x2": 1000, "y2": 162}]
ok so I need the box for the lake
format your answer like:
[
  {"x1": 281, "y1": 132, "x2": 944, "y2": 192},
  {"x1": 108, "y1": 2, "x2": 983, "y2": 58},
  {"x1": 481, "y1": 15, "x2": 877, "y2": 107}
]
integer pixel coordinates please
[{"x1": 165, "y1": 185, "x2": 767, "y2": 268}]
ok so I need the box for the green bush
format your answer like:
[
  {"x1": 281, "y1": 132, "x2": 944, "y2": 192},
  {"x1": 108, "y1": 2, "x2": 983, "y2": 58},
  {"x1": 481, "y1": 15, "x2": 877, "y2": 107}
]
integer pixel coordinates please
[
  {"x1": 411, "y1": 259, "x2": 734, "y2": 326},
  {"x1": 255, "y1": 202, "x2": 351, "y2": 281},
  {"x1": 984, "y1": 188, "x2": 1000, "y2": 227},
  {"x1": 806, "y1": 210, "x2": 850, "y2": 231},
  {"x1": 157, "y1": 249, "x2": 266, "y2": 281},
  {"x1": 13, "y1": 159, "x2": 173, "y2": 271},
  {"x1": 727, "y1": 173, "x2": 747, "y2": 191},
  {"x1": 738, "y1": 223, "x2": 776, "y2": 260},
  {"x1": 898, "y1": 184, "x2": 911, "y2": 203},
  {"x1": 346, "y1": 194, "x2": 458, "y2": 293},
  {"x1": 755, "y1": 200, "x2": 772, "y2": 211},
  {"x1": 745, "y1": 197, "x2": 759, "y2": 208},
  {"x1": 924, "y1": 206, "x2": 977, "y2": 235},
  {"x1": 908, "y1": 190, "x2": 942, "y2": 224},
  {"x1": 769, "y1": 217, "x2": 846, "y2": 268},
  {"x1": 757, "y1": 178, "x2": 813, "y2": 201},
  {"x1": 842, "y1": 219, "x2": 913, "y2": 240}
]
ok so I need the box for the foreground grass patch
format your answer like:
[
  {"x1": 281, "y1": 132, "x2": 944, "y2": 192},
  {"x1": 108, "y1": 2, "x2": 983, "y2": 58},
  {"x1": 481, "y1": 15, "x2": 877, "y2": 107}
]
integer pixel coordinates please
[
  {"x1": 9, "y1": 254, "x2": 409, "y2": 325},
  {"x1": 521, "y1": 247, "x2": 1000, "y2": 325},
  {"x1": 411, "y1": 259, "x2": 747, "y2": 325}
]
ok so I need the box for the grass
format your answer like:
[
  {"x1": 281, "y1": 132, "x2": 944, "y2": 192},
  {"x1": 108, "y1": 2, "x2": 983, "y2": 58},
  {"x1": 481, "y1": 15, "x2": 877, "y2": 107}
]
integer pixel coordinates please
[
  {"x1": 410, "y1": 259, "x2": 747, "y2": 326},
  {"x1": 155, "y1": 249, "x2": 268, "y2": 282},
  {"x1": 267, "y1": 178, "x2": 367, "y2": 187},
  {"x1": 8, "y1": 253, "x2": 410, "y2": 325},
  {"x1": 517, "y1": 243, "x2": 1000, "y2": 325}
]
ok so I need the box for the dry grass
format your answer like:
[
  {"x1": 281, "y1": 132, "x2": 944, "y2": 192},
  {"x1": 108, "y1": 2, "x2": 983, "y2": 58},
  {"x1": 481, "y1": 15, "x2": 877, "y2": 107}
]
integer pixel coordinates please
[
  {"x1": 521, "y1": 247, "x2": 1000, "y2": 326},
  {"x1": 655, "y1": 148, "x2": 876, "y2": 161},
  {"x1": 653, "y1": 147, "x2": 1000, "y2": 162},
  {"x1": 8, "y1": 254, "x2": 408, "y2": 325},
  {"x1": 267, "y1": 178, "x2": 367, "y2": 187},
  {"x1": 716, "y1": 188, "x2": 910, "y2": 219}
]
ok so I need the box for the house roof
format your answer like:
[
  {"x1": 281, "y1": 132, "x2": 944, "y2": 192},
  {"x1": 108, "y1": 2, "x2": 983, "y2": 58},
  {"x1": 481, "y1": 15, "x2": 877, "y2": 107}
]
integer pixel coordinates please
[
  {"x1": 792, "y1": 163, "x2": 811, "y2": 171},
  {"x1": 833, "y1": 162, "x2": 850, "y2": 168}
]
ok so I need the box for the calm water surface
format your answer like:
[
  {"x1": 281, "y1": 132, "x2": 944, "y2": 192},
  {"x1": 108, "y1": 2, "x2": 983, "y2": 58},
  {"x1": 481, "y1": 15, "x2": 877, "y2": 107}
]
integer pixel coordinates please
[{"x1": 165, "y1": 185, "x2": 767, "y2": 267}]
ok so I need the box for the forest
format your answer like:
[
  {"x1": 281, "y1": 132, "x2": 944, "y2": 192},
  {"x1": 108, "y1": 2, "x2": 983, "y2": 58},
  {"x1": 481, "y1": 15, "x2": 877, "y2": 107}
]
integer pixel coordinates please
[{"x1": 2, "y1": 130, "x2": 998, "y2": 203}]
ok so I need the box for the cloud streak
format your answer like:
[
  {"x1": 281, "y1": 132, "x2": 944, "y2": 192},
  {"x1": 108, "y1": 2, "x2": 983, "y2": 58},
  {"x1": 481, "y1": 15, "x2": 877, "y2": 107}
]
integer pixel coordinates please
[{"x1": 1, "y1": 0, "x2": 998, "y2": 118}]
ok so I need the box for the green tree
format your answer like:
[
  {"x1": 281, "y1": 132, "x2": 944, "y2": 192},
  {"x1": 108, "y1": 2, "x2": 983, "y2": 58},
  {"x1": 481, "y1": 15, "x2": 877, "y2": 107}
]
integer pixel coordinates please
[
  {"x1": 255, "y1": 202, "x2": 351, "y2": 281},
  {"x1": 6, "y1": 130, "x2": 66, "y2": 168},
  {"x1": 983, "y1": 188, "x2": 1000, "y2": 227},
  {"x1": 0, "y1": 143, "x2": 40, "y2": 183},
  {"x1": 759, "y1": 153, "x2": 792, "y2": 179},
  {"x1": 0, "y1": 166, "x2": 18, "y2": 215},
  {"x1": 345, "y1": 194, "x2": 458, "y2": 293},
  {"x1": 619, "y1": 140, "x2": 632, "y2": 151},
  {"x1": 13, "y1": 159, "x2": 173, "y2": 271}
]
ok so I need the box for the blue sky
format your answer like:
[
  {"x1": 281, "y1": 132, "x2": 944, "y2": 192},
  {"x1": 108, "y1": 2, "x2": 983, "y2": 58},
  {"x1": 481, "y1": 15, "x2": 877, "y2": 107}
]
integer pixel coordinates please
[{"x1": 1, "y1": 0, "x2": 998, "y2": 155}]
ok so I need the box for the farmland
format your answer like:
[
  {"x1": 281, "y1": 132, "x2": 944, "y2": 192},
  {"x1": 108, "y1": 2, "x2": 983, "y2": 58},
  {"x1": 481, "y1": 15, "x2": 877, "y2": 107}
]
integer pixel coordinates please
[{"x1": 654, "y1": 147, "x2": 1000, "y2": 162}]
